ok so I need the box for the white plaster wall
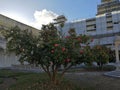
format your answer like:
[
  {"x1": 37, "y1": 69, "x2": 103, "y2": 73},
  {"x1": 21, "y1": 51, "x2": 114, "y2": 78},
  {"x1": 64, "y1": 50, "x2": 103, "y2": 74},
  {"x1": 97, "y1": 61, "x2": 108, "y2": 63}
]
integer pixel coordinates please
[
  {"x1": 0, "y1": 51, "x2": 20, "y2": 67},
  {"x1": 0, "y1": 14, "x2": 40, "y2": 68}
]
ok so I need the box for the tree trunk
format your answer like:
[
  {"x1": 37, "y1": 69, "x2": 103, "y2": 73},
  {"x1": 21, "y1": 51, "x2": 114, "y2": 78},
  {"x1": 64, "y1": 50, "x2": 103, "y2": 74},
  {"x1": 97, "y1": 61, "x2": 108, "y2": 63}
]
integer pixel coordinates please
[
  {"x1": 51, "y1": 65, "x2": 58, "y2": 85},
  {"x1": 60, "y1": 64, "x2": 73, "y2": 82}
]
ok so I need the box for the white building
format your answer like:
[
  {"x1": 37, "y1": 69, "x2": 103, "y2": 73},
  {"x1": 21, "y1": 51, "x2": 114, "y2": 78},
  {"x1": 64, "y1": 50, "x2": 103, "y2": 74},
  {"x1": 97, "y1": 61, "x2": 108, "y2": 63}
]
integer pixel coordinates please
[
  {"x1": 0, "y1": 14, "x2": 39, "y2": 67},
  {"x1": 62, "y1": 0, "x2": 120, "y2": 49}
]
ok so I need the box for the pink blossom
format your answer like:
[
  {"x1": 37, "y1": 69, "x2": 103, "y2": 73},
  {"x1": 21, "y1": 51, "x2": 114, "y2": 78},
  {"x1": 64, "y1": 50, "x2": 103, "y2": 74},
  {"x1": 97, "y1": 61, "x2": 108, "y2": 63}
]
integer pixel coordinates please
[
  {"x1": 91, "y1": 38, "x2": 94, "y2": 42},
  {"x1": 65, "y1": 36, "x2": 70, "y2": 39},
  {"x1": 77, "y1": 38, "x2": 82, "y2": 42},
  {"x1": 54, "y1": 44, "x2": 59, "y2": 47},
  {"x1": 62, "y1": 47, "x2": 66, "y2": 52},
  {"x1": 51, "y1": 50, "x2": 54, "y2": 53},
  {"x1": 66, "y1": 58, "x2": 70, "y2": 62},
  {"x1": 80, "y1": 50, "x2": 84, "y2": 54},
  {"x1": 67, "y1": 59, "x2": 70, "y2": 62}
]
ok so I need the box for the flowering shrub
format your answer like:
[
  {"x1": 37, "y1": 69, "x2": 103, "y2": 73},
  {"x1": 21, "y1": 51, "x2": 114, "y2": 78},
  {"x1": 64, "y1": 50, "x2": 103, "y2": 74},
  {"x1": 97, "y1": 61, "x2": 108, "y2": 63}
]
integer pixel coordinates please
[
  {"x1": 3, "y1": 24, "x2": 92, "y2": 84},
  {"x1": 82, "y1": 46, "x2": 95, "y2": 66},
  {"x1": 92, "y1": 45, "x2": 110, "y2": 69}
]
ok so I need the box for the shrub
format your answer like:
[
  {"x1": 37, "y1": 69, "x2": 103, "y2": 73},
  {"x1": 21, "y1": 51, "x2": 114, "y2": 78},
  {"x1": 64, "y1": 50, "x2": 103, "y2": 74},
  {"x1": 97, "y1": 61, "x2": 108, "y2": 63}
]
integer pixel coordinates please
[{"x1": 92, "y1": 45, "x2": 109, "y2": 70}]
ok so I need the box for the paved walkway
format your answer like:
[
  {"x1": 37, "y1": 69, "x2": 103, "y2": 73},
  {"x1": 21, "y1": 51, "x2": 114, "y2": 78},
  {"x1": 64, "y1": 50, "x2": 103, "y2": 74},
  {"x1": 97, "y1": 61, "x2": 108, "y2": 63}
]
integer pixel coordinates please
[
  {"x1": 65, "y1": 71, "x2": 120, "y2": 90},
  {"x1": 104, "y1": 70, "x2": 120, "y2": 78}
]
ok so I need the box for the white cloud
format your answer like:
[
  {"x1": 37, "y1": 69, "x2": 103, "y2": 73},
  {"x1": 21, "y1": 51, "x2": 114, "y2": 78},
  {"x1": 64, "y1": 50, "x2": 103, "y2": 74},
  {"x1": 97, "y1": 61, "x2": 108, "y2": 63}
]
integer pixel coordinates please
[
  {"x1": 32, "y1": 9, "x2": 59, "y2": 29},
  {"x1": 0, "y1": 9, "x2": 59, "y2": 30}
]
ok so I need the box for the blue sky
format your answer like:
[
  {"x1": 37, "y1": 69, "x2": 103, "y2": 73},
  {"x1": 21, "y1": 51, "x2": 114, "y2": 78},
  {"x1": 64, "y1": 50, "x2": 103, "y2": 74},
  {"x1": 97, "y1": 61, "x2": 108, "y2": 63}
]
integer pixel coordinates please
[{"x1": 0, "y1": 0, "x2": 101, "y2": 29}]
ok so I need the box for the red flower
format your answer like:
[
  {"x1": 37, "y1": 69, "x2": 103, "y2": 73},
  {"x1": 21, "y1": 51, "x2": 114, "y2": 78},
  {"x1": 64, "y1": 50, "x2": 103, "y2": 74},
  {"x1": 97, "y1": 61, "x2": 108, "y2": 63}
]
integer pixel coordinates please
[
  {"x1": 77, "y1": 38, "x2": 81, "y2": 41},
  {"x1": 62, "y1": 47, "x2": 66, "y2": 52},
  {"x1": 65, "y1": 58, "x2": 70, "y2": 63},
  {"x1": 67, "y1": 59, "x2": 70, "y2": 62},
  {"x1": 54, "y1": 44, "x2": 59, "y2": 47},
  {"x1": 65, "y1": 36, "x2": 70, "y2": 39},
  {"x1": 80, "y1": 50, "x2": 84, "y2": 54},
  {"x1": 51, "y1": 50, "x2": 54, "y2": 53}
]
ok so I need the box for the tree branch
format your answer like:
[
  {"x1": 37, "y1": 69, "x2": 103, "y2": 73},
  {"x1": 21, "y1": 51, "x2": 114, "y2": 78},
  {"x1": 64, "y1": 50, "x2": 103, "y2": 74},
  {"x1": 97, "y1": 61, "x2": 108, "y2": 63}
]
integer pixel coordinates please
[
  {"x1": 61, "y1": 63, "x2": 73, "y2": 79},
  {"x1": 41, "y1": 64, "x2": 51, "y2": 80}
]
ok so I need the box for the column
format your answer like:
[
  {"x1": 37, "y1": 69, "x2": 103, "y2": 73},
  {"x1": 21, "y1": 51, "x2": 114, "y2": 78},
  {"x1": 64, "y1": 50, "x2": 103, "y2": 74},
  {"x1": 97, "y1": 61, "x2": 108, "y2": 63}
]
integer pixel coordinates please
[
  {"x1": 115, "y1": 43, "x2": 119, "y2": 63},
  {"x1": 115, "y1": 42, "x2": 120, "y2": 70}
]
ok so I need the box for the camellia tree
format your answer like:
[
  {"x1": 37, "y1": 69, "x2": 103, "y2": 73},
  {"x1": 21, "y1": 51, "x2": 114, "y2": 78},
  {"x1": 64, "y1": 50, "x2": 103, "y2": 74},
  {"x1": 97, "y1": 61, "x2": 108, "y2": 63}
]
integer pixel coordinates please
[{"x1": 2, "y1": 24, "x2": 92, "y2": 84}]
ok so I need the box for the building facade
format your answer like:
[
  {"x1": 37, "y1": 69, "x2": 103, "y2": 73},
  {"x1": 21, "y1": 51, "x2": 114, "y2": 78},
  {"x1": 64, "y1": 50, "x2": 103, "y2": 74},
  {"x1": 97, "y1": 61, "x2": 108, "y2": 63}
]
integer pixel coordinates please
[
  {"x1": 97, "y1": 0, "x2": 120, "y2": 15},
  {"x1": 62, "y1": 0, "x2": 120, "y2": 49},
  {"x1": 0, "y1": 14, "x2": 39, "y2": 67}
]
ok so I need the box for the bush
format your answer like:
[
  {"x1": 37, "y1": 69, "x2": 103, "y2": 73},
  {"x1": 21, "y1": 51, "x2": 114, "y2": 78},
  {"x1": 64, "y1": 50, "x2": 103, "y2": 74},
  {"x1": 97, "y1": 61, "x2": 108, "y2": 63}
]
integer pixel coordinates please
[
  {"x1": 0, "y1": 78, "x2": 4, "y2": 84},
  {"x1": 92, "y1": 45, "x2": 109, "y2": 70},
  {"x1": 102, "y1": 65, "x2": 116, "y2": 71},
  {"x1": 84, "y1": 65, "x2": 116, "y2": 71}
]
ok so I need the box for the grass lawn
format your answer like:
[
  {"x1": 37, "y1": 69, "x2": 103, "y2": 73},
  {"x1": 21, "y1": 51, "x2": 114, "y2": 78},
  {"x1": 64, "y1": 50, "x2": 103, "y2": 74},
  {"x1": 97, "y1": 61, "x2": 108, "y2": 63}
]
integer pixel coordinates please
[
  {"x1": 9, "y1": 73, "x2": 81, "y2": 90},
  {"x1": 0, "y1": 78, "x2": 3, "y2": 84},
  {"x1": 0, "y1": 68, "x2": 119, "y2": 90},
  {"x1": 0, "y1": 69, "x2": 81, "y2": 90},
  {"x1": 0, "y1": 69, "x2": 30, "y2": 78}
]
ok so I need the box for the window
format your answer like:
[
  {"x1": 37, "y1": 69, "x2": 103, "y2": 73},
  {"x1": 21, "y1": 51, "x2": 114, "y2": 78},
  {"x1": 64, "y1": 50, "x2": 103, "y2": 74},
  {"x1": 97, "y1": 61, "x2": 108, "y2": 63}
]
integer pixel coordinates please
[
  {"x1": 114, "y1": 22, "x2": 119, "y2": 24},
  {"x1": 107, "y1": 26, "x2": 113, "y2": 30}
]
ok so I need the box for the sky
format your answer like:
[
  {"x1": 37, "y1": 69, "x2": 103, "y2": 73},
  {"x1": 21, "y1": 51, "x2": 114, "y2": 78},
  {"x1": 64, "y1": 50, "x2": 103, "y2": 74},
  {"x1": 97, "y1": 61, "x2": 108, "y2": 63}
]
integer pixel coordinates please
[{"x1": 0, "y1": 0, "x2": 101, "y2": 29}]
